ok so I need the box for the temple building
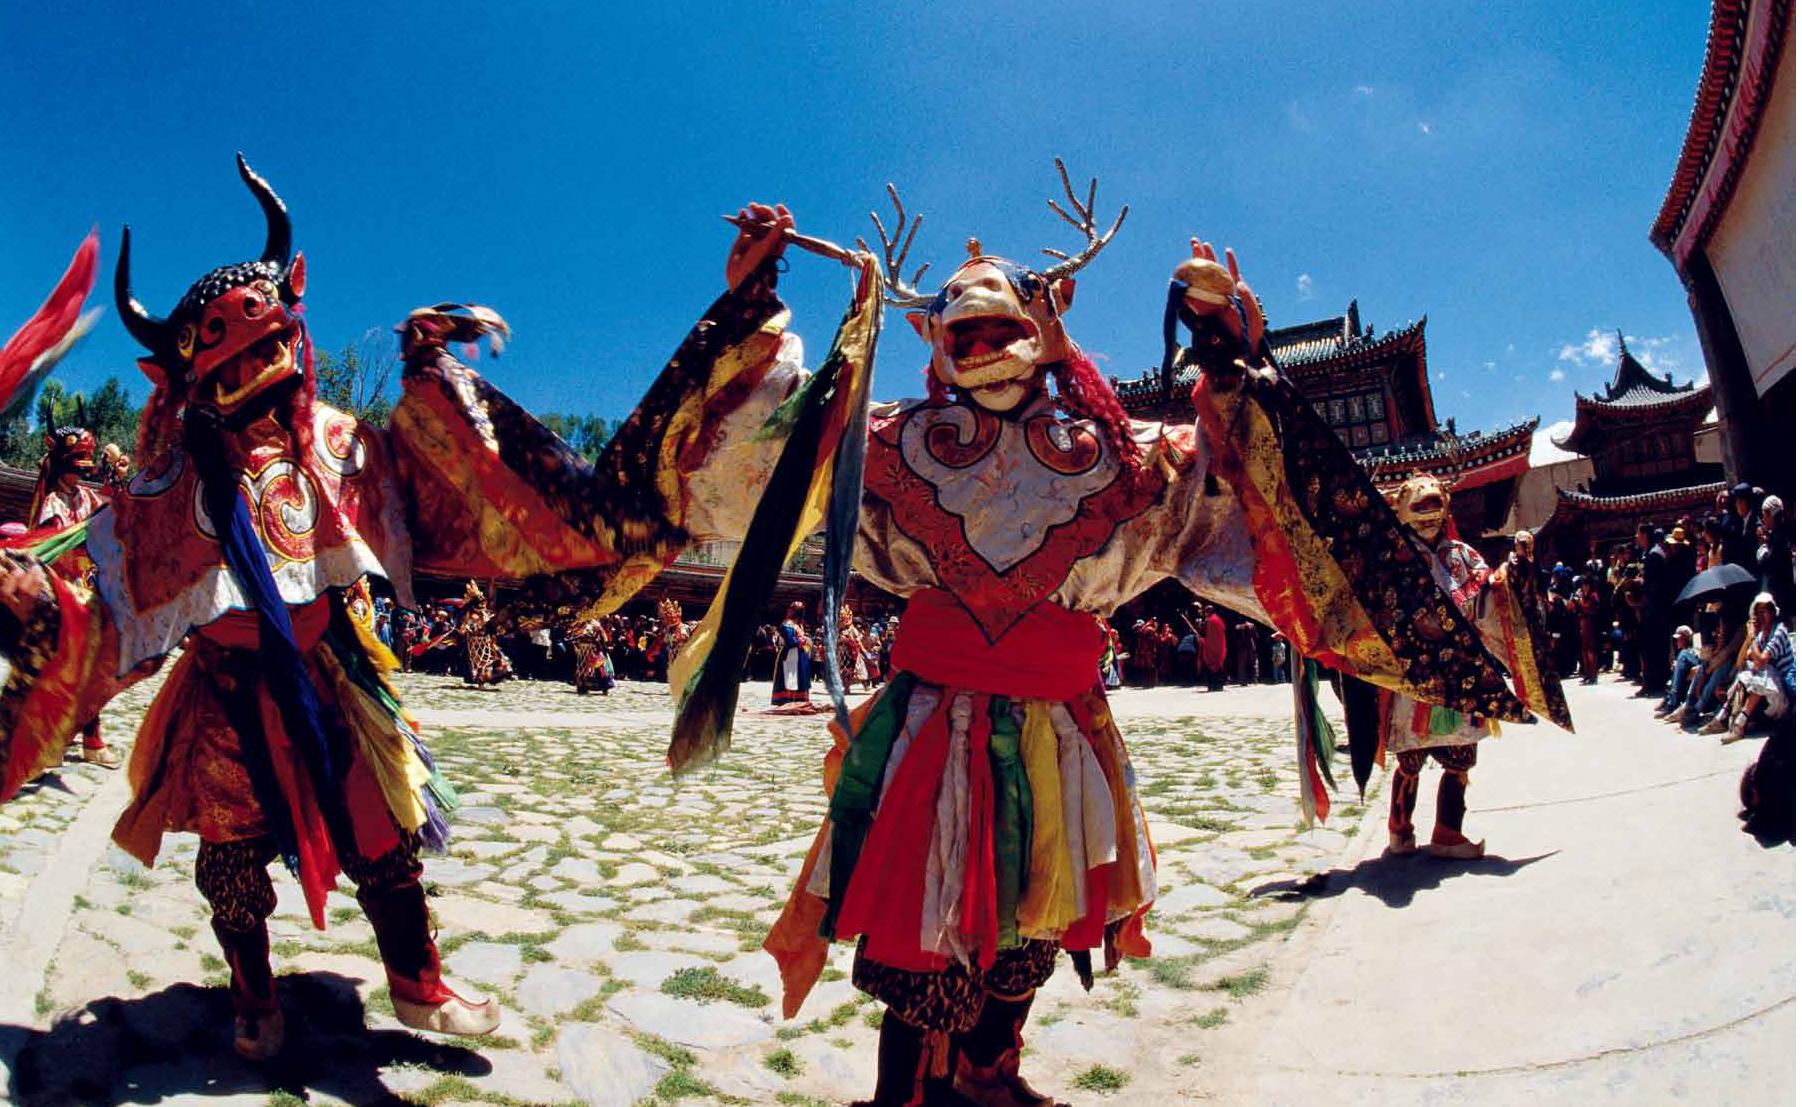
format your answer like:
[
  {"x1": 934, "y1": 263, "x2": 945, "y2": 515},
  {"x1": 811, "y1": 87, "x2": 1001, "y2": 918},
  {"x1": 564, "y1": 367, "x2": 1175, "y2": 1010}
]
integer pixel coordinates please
[
  {"x1": 1529, "y1": 336, "x2": 1725, "y2": 564},
  {"x1": 1651, "y1": 0, "x2": 1794, "y2": 500},
  {"x1": 1114, "y1": 301, "x2": 1536, "y2": 551}
]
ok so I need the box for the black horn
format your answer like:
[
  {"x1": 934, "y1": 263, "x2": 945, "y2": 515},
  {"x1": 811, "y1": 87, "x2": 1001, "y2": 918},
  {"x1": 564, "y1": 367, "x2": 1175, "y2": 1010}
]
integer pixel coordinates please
[
  {"x1": 236, "y1": 153, "x2": 291, "y2": 265},
  {"x1": 114, "y1": 226, "x2": 170, "y2": 351}
]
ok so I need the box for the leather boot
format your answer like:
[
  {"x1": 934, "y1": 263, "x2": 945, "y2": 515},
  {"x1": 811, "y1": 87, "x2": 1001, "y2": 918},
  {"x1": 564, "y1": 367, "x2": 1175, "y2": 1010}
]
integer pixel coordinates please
[
  {"x1": 853, "y1": 1009, "x2": 979, "y2": 1107},
  {"x1": 211, "y1": 917, "x2": 284, "y2": 1061},
  {"x1": 953, "y1": 992, "x2": 1068, "y2": 1107},
  {"x1": 1427, "y1": 770, "x2": 1484, "y2": 859},
  {"x1": 356, "y1": 879, "x2": 499, "y2": 1035},
  {"x1": 1385, "y1": 767, "x2": 1420, "y2": 856}
]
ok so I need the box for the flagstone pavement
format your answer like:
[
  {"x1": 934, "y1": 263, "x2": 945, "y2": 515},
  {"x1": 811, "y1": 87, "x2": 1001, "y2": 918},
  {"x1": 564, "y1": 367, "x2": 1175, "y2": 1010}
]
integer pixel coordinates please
[
  {"x1": 0, "y1": 671, "x2": 1344, "y2": 1106},
  {"x1": 2, "y1": 671, "x2": 1787, "y2": 1105}
]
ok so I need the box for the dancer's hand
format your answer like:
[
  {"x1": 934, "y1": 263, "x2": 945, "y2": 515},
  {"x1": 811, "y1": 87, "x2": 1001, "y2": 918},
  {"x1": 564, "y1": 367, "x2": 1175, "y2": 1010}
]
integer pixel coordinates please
[
  {"x1": 727, "y1": 203, "x2": 793, "y2": 289},
  {"x1": 1187, "y1": 239, "x2": 1266, "y2": 352}
]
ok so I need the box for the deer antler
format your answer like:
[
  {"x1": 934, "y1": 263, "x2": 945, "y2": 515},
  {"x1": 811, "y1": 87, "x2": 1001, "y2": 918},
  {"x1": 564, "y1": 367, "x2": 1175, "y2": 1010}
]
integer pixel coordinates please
[
  {"x1": 856, "y1": 184, "x2": 936, "y2": 309},
  {"x1": 1041, "y1": 158, "x2": 1129, "y2": 282}
]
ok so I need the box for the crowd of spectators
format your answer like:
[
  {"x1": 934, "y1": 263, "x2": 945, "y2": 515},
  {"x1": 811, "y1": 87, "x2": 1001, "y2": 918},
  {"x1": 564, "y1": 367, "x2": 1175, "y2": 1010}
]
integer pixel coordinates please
[
  {"x1": 1536, "y1": 483, "x2": 1793, "y2": 743},
  {"x1": 1112, "y1": 602, "x2": 1289, "y2": 691},
  {"x1": 372, "y1": 590, "x2": 908, "y2": 692},
  {"x1": 374, "y1": 596, "x2": 693, "y2": 685}
]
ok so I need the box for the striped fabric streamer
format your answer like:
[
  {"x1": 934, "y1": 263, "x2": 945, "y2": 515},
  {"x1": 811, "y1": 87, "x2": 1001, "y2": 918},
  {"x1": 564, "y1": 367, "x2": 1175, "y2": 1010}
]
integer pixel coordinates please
[
  {"x1": 667, "y1": 256, "x2": 882, "y2": 773},
  {"x1": 1293, "y1": 658, "x2": 1339, "y2": 825}
]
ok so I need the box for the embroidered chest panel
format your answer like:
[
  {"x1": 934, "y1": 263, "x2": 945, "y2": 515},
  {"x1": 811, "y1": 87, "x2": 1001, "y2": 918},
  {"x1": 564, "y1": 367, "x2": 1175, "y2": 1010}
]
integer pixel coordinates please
[{"x1": 865, "y1": 400, "x2": 1166, "y2": 640}]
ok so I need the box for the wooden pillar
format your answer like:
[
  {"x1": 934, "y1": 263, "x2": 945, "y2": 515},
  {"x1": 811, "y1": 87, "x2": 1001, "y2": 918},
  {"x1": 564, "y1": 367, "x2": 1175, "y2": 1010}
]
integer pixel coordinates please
[{"x1": 1682, "y1": 257, "x2": 1767, "y2": 489}]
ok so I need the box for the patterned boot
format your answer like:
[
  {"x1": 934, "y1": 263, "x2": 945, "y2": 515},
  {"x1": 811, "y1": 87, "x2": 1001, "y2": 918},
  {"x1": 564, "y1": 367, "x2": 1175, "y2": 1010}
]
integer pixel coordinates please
[
  {"x1": 1426, "y1": 769, "x2": 1485, "y2": 859},
  {"x1": 953, "y1": 991, "x2": 1069, "y2": 1107},
  {"x1": 853, "y1": 1009, "x2": 979, "y2": 1107},
  {"x1": 1385, "y1": 766, "x2": 1420, "y2": 856},
  {"x1": 211, "y1": 917, "x2": 284, "y2": 1061},
  {"x1": 357, "y1": 880, "x2": 499, "y2": 1035}
]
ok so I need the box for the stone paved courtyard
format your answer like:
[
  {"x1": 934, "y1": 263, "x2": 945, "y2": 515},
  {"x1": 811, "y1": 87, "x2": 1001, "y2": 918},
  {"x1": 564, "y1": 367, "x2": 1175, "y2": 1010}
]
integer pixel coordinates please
[{"x1": 0, "y1": 669, "x2": 1349, "y2": 1106}]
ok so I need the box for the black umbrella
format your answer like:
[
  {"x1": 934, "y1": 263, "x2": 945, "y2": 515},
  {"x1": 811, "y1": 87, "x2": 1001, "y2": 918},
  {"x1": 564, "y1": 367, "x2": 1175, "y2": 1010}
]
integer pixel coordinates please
[{"x1": 1676, "y1": 563, "x2": 1757, "y2": 606}]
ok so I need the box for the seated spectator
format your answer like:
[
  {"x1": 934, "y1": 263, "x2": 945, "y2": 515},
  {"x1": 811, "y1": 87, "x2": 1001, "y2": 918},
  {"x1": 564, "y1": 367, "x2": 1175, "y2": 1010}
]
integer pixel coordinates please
[
  {"x1": 1657, "y1": 626, "x2": 1700, "y2": 716},
  {"x1": 1703, "y1": 593, "x2": 1792, "y2": 742},
  {"x1": 1667, "y1": 601, "x2": 1748, "y2": 729}
]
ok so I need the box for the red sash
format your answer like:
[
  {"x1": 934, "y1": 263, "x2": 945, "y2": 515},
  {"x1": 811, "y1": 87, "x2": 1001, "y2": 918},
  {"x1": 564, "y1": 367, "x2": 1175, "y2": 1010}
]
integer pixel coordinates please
[{"x1": 890, "y1": 589, "x2": 1103, "y2": 701}]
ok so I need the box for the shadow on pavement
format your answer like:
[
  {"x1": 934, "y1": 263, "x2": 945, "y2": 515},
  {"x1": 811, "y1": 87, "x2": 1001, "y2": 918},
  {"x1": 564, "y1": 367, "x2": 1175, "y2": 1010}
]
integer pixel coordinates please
[
  {"x1": 1248, "y1": 851, "x2": 1559, "y2": 909},
  {"x1": 11, "y1": 773, "x2": 76, "y2": 800},
  {"x1": 2, "y1": 972, "x2": 491, "y2": 1106}
]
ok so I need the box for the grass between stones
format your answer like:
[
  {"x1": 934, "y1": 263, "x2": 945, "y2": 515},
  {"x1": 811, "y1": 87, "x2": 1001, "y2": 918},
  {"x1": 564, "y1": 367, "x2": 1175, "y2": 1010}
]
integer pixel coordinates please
[
  {"x1": 659, "y1": 966, "x2": 769, "y2": 1008},
  {"x1": 1071, "y1": 1064, "x2": 1131, "y2": 1093},
  {"x1": 763, "y1": 1047, "x2": 802, "y2": 1077}
]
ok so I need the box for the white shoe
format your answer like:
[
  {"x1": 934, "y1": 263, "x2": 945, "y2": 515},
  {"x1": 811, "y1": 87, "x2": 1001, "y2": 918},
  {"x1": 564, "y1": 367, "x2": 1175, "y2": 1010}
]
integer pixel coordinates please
[
  {"x1": 1426, "y1": 832, "x2": 1486, "y2": 860},
  {"x1": 393, "y1": 985, "x2": 500, "y2": 1036}
]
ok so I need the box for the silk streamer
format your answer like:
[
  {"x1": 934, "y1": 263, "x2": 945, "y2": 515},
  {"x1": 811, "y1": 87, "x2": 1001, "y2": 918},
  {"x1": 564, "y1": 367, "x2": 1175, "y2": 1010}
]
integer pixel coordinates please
[{"x1": 667, "y1": 255, "x2": 882, "y2": 773}]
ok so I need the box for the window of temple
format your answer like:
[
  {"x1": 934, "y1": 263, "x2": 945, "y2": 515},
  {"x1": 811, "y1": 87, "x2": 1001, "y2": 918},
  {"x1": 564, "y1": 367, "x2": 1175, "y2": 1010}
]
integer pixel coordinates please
[{"x1": 1314, "y1": 388, "x2": 1392, "y2": 447}]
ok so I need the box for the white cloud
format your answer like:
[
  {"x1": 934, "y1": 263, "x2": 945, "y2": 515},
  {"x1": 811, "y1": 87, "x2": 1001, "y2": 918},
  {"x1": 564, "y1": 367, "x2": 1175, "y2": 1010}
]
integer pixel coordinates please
[
  {"x1": 1435, "y1": 371, "x2": 1447, "y2": 381},
  {"x1": 1353, "y1": 84, "x2": 1375, "y2": 95},
  {"x1": 1483, "y1": 360, "x2": 1497, "y2": 371},
  {"x1": 1557, "y1": 328, "x2": 1615, "y2": 365},
  {"x1": 1623, "y1": 333, "x2": 1694, "y2": 380},
  {"x1": 1296, "y1": 273, "x2": 1315, "y2": 300},
  {"x1": 1418, "y1": 121, "x2": 1432, "y2": 135},
  {"x1": 1549, "y1": 367, "x2": 1566, "y2": 382},
  {"x1": 1553, "y1": 327, "x2": 1699, "y2": 384},
  {"x1": 1288, "y1": 101, "x2": 1311, "y2": 133}
]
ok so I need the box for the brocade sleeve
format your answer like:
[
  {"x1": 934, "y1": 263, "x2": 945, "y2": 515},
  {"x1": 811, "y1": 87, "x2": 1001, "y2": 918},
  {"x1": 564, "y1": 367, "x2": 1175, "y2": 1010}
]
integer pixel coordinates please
[
  {"x1": 1190, "y1": 368, "x2": 1532, "y2": 722},
  {"x1": 0, "y1": 554, "x2": 146, "y2": 800},
  {"x1": 385, "y1": 264, "x2": 797, "y2": 615}
]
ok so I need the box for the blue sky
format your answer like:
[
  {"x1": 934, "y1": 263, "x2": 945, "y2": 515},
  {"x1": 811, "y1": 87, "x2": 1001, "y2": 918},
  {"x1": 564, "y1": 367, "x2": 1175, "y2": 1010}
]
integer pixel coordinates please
[{"x1": 0, "y1": 2, "x2": 1716, "y2": 450}]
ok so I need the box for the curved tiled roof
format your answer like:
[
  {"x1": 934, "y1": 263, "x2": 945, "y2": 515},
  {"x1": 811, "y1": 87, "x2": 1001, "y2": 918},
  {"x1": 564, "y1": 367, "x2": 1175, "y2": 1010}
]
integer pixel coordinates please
[
  {"x1": 1553, "y1": 337, "x2": 1715, "y2": 452},
  {"x1": 1273, "y1": 317, "x2": 1427, "y2": 371},
  {"x1": 1651, "y1": 0, "x2": 1793, "y2": 264},
  {"x1": 1541, "y1": 481, "x2": 1730, "y2": 535},
  {"x1": 1360, "y1": 418, "x2": 1538, "y2": 468},
  {"x1": 1359, "y1": 420, "x2": 1537, "y2": 493}
]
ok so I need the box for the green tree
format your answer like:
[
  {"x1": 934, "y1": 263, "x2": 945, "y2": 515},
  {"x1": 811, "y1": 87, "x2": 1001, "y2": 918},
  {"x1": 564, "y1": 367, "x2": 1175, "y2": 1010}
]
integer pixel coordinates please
[
  {"x1": 535, "y1": 412, "x2": 616, "y2": 462},
  {"x1": 315, "y1": 328, "x2": 399, "y2": 427},
  {"x1": 0, "y1": 376, "x2": 145, "y2": 470}
]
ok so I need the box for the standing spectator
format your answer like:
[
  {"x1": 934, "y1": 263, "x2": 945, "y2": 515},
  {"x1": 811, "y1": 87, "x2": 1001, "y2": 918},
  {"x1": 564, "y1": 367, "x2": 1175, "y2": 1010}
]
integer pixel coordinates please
[
  {"x1": 1758, "y1": 495, "x2": 1794, "y2": 624},
  {"x1": 1637, "y1": 525, "x2": 1673, "y2": 698},
  {"x1": 771, "y1": 602, "x2": 814, "y2": 707},
  {"x1": 1575, "y1": 574, "x2": 1603, "y2": 684},
  {"x1": 1200, "y1": 605, "x2": 1228, "y2": 692},
  {"x1": 1232, "y1": 619, "x2": 1259, "y2": 685},
  {"x1": 1174, "y1": 625, "x2": 1199, "y2": 685},
  {"x1": 1270, "y1": 634, "x2": 1290, "y2": 683},
  {"x1": 1127, "y1": 619, "x2": 1158, "y2": 688},
  {"x1": 1723, "y1": 483, "x2": 1760, "y2": 571},
  {"x1": 1616, "y1": 567, "x2": 1644, "y2": 684}
]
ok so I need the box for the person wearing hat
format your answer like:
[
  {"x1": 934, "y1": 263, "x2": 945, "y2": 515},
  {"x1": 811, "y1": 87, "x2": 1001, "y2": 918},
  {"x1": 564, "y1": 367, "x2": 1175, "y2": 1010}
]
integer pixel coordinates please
[
  {"x1": 1659, "y1": 625, "x2": 1701, "y2": 716},
  {"x1": 1757, "y1": 495, "x2": 1793, "y2": 625},
  {"x1": 1702, "y1": 593, "x2": 1793, "y2": 741}
]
